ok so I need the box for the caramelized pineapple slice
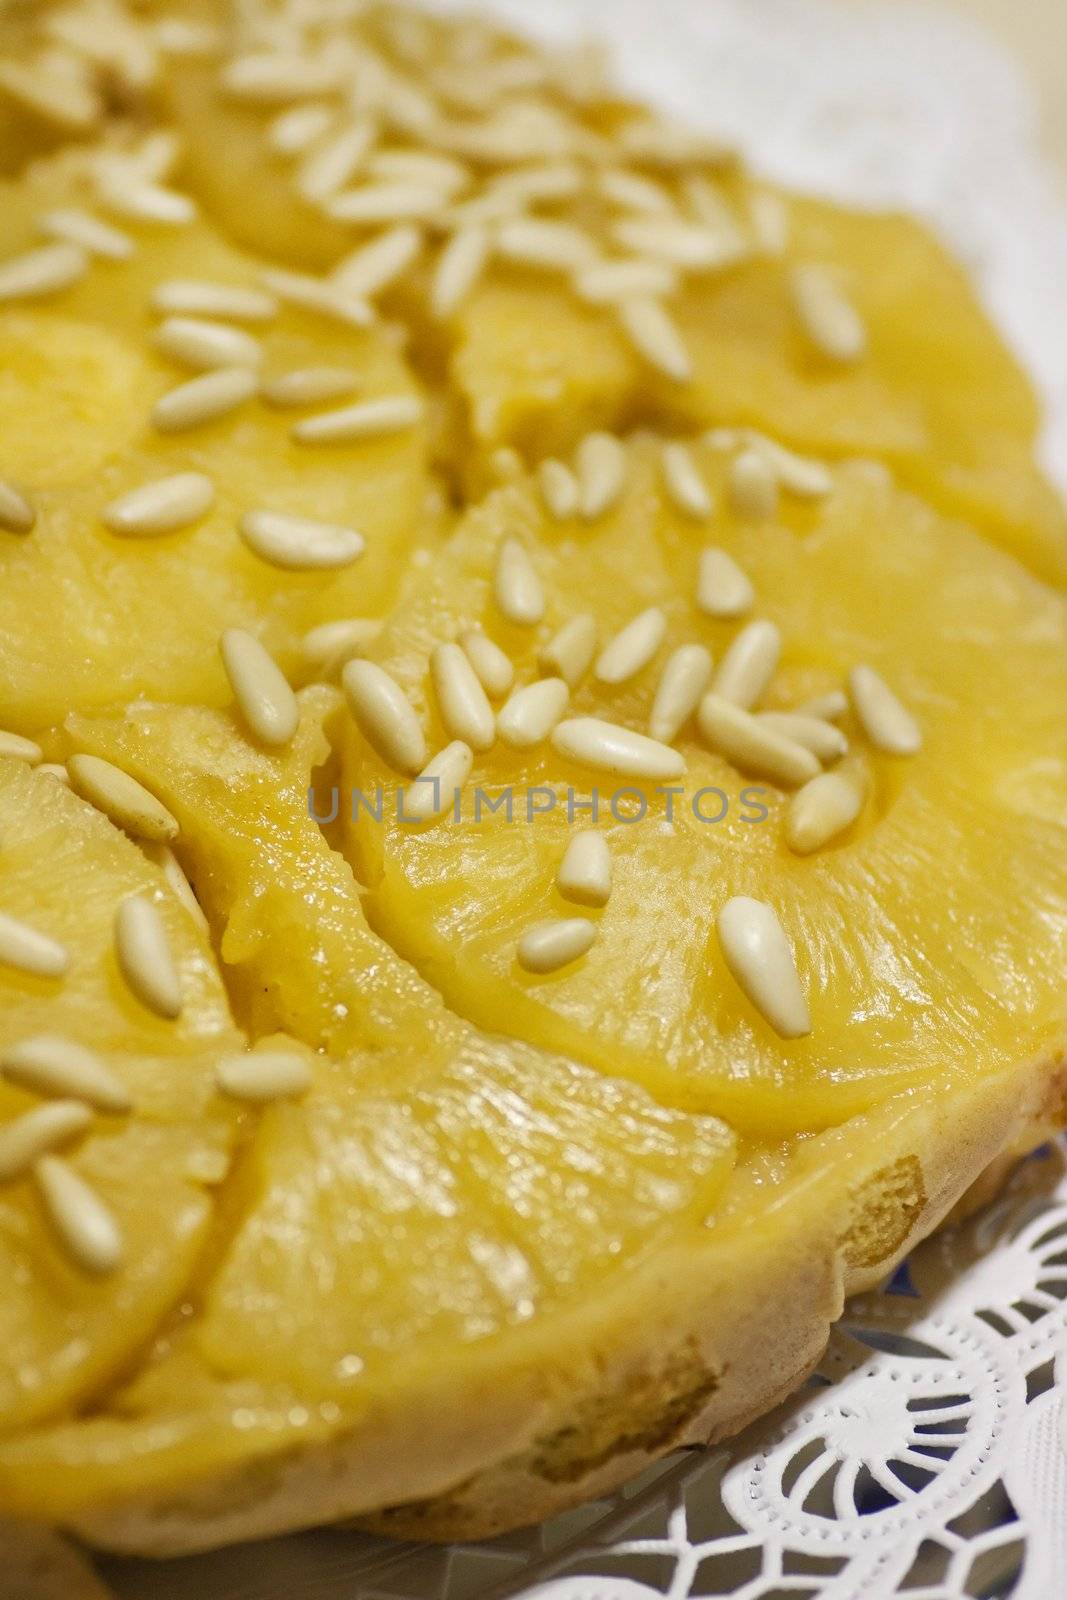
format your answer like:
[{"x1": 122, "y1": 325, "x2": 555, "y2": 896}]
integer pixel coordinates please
[
  {"x1": 0, "y1": 757, "x2": 243, "y2": 1433},
  {"x1": 65, "y1": 687, "x2": 433, "y2": 1052},
  {"x1": 0, "y1": 166, "x2": 429, "y2": 734},
  {"x1": 144, "y1": 6, "x2": 1066, "y2": 580},
  {"x1": 0, "y1": 692, "x2": 734, "y2": 1529},
  {"x1": 452, "y1": 194, "x2": 1067, "y2": 585},
  {"x1": 334, "y1": 444, "x2": 1067, "y2": 1135},
  {"x1": 0, "y1": 1029, "x2": 735, "y2": 1532}
]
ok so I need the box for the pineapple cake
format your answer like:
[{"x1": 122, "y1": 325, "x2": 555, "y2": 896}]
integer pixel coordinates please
[{"x1": 0, "y1": 0, "x2": 1064, "y2": 1571}]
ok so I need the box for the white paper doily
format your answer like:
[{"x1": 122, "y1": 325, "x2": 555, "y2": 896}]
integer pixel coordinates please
[
  {"x1": 99, "y1": 3, "x2": 1067, "y2": 1596},
  {"x1": 102, "y1": 1142, "x2": 1067, "y2": 1600}
]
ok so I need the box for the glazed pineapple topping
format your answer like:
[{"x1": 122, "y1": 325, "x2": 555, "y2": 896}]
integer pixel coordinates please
[{"x1": 0, "y1": 0, "x2": 1065, "y2": 1555}]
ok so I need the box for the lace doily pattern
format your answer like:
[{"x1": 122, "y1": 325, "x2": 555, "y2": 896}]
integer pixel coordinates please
[{"x1": 102, "y1": 1145, "x2": 1067, "y2": 1600}]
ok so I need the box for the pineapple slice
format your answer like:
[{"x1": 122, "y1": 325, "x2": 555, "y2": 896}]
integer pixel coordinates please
[
  {"x1": 64, "y1": 686, "x2": 437, "y2": 1052},
  {"x1": 451, "y1": 194, "x2": 1067, "y2": 586},
  {"x1": 0, "y1": 164, "x2": 429, "y2": 734},
  {"x1": 0, "y1": 692, "x2": 734, "y2": 1533},
  {"x1": 0, "y1": 757, "x2": 243, "y2": 1434},
  {"x1": 340, "y1": 444, "x2": 1067, "y2": 1135},
  {"x1": 148, "y1": 18, "x2": 1066, "y2": 586}
]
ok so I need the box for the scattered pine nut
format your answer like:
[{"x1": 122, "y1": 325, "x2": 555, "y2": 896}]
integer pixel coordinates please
[
  {"x1": 2, "y1": 1036, "x2": 131, "y2": 1115},
  {"x1": 786, "y1": 763, "x2": 867, "y2": 854},
  {"x1": 552, "y1": 717, "x2": 685, "y2": 780},
  {"x1": 332, "y1": 224, "x2": 423, "y2": 298},
  {"x1": 328, "y1": 181, "x2": 446, "y2": 225},
  {"x1": 489, "y1": 446, "x2": 522, "y2": 483},
  {"x1": 291, "y1": 394, "x2": 423, "y2": 445},
  {"x1": 745, "y1": 189, "x2": 790, "y2": 256},
  {"x1": 261, "y1": 366, "x2": 360, "y2": 407},
  {"x1": 497, "y1": 678, "x2": 569, "y2": 749},
  {"x1": 343, "y1": 659, "x2": 427, "y2": 776},
  {"x1": 0, "y1": 913, "x2": 70, "y2": 980},
  {"x1": 431, "y1": 225, "x2": 491, "y2": 318},
  {"x1": 0, "y1": 242, "x2": 88, "y2": 303},
  {"x1": 849, "y1": 665, "x2": 922, "y2": 755},
  {"x1": 0, "y1": 59, "x2": 101, "y2": 132},
  {"x1": 261, "y1": 267, "x2": 373, "y2": 329},
  {"x1": 302, "y1": 618, "x2": 382, "y2": 676},
  {"x1": 39, "y1": 208, "x2": 134, "y2": 261},
  {"x1": 102, "y1": 473, "x2": 216, "y2": 537},
  {"x1": 556, "y1": 830, "x2": 611, "y2": 908},
  {"x1": 683, "y1": 175, "x2": 748, "y2": 247},
  {"x1": 595, "y1": 606, "x2": 666, "y2": 685},
  {"x1": 238, "y1": 510, "x2": 365, "y2": 571},
  {"x1": 115, "y1": 896, "x2": 183, "y2": 1017},
  {"x1": 403, "y1": 740, "x2": 473, "y2": 823},
  {"x1": 369, "y1": 150, "x2": 469, "y2": 193},
  {"x1": 494, "y1": 537, "x2": 544, "y2": 625},
  {"x1": 712, "y1": 619, "x2": 781, "y2": 709},
  {"x1": 97, "y1": 176, "x2": 196, "y2": 226},
  {"x1": 697, "y1": 548, "x2": 755, "y2": 619},
  {"x1": 219, "y1": 629, "x2": 299, "y2": 748},
  {"x1": 216, "y1": 1048, "x2": 312, "y2": 1103},
  {"x1": 496, "y1": 217, "x2": 598, "y2": 273},
  {"x1": 117, "y1": 130, "x2": 183, "y2": 182},
  {"x1": 662, "y1": 441, "x2": 712, "y2": 519},
  {"x1": 35, "y1": 1156, "x2": 123, "y2": 1276},
  {"x1": 143, "y1": 843, "x2": 208, "y2": 935},
  {"x1": 599, "y1": 167, "x2": 675, "y2": 215},
  {"x1": 517, "y1": 917, "x2": 597, "y2": 974},
  {"x1": 431, "y1": 643, "x2": 496, "y2": 751},
  {"x1": 67, "y1": 753, "x2": 179, "y2": 843},
  {"x1": 716, "y1": 897, "x2": 810, "y2": 1039},
  {"x1": 459, "y1": 631, "x2": 514, "y2": 699},
  {"x1": 0, "y1": 730, "x2": 42, "y2": 765},
  {"x1": 746, "y1": 434, "x2": 833, "y2": 499},
  {"x1": 649, "y1": 644, "x2": 713, "y2": 744},
  {"x1": 538, "y1": 614, "x2": 597, "y2": 688},
  {"x1": 0, "y1": 479, "x2": 36, "y2": 534},
  {"x1": 574, "y1": 258, "x2": 677, "y2": 305},
  {"x1": 152, "y1": 368, "x2": 257, "y2": 433},
  {"x1": 538, "y1": 458, "x2": 580, "y2": 520},
  {"x1": 697, "y1": 695, "x2": 820, "y2": 787},
  {"x1": 486, "y1": 163, "x2": 583, "y2": 205},
  {"x1": 151, "y1": 280, "x2": 278, "y2": 321},
  {"x1": 729, "y1": 447, "x2": 779, "y2": 519},
  {"x1": 153, "y1": 16, "x2": 222, "y2": 56},
  {"x1": 791, "y1": 264, "x2": 867, "y2": 364},
  {"x1": 0, "y1": 1102, "x2": 92, "y2": 1184},
  {"x1": 297, "y1": 120, "x2": 377, "y2": 203},
  {"x1": 267, "y1": 102, "x2": 335, "y2": 156},
  {"x1": 153, "y1": 316, "x2": 263, "y2": 371},
  {"x1": 576, "y1": 431, "x2": 626, "y2": 520},
  {"x1": 114, "y1": 894, "x2": 182, "y2": 1020},
  {"x1": 796, "y1": 689, "x2": 849, "y2": 722},
  {"x1": 757, "y1": 712, "x2": 847, "y2": 763},
  {"x1": 617, "y1": 296, "x2": 692, "y2": 381},
  {"x1": 613, "y1": 216, "x2": 740, "y2": 270},
  {"x1": 222, "y1": 54, "x2": 347, "y2": 103}
]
